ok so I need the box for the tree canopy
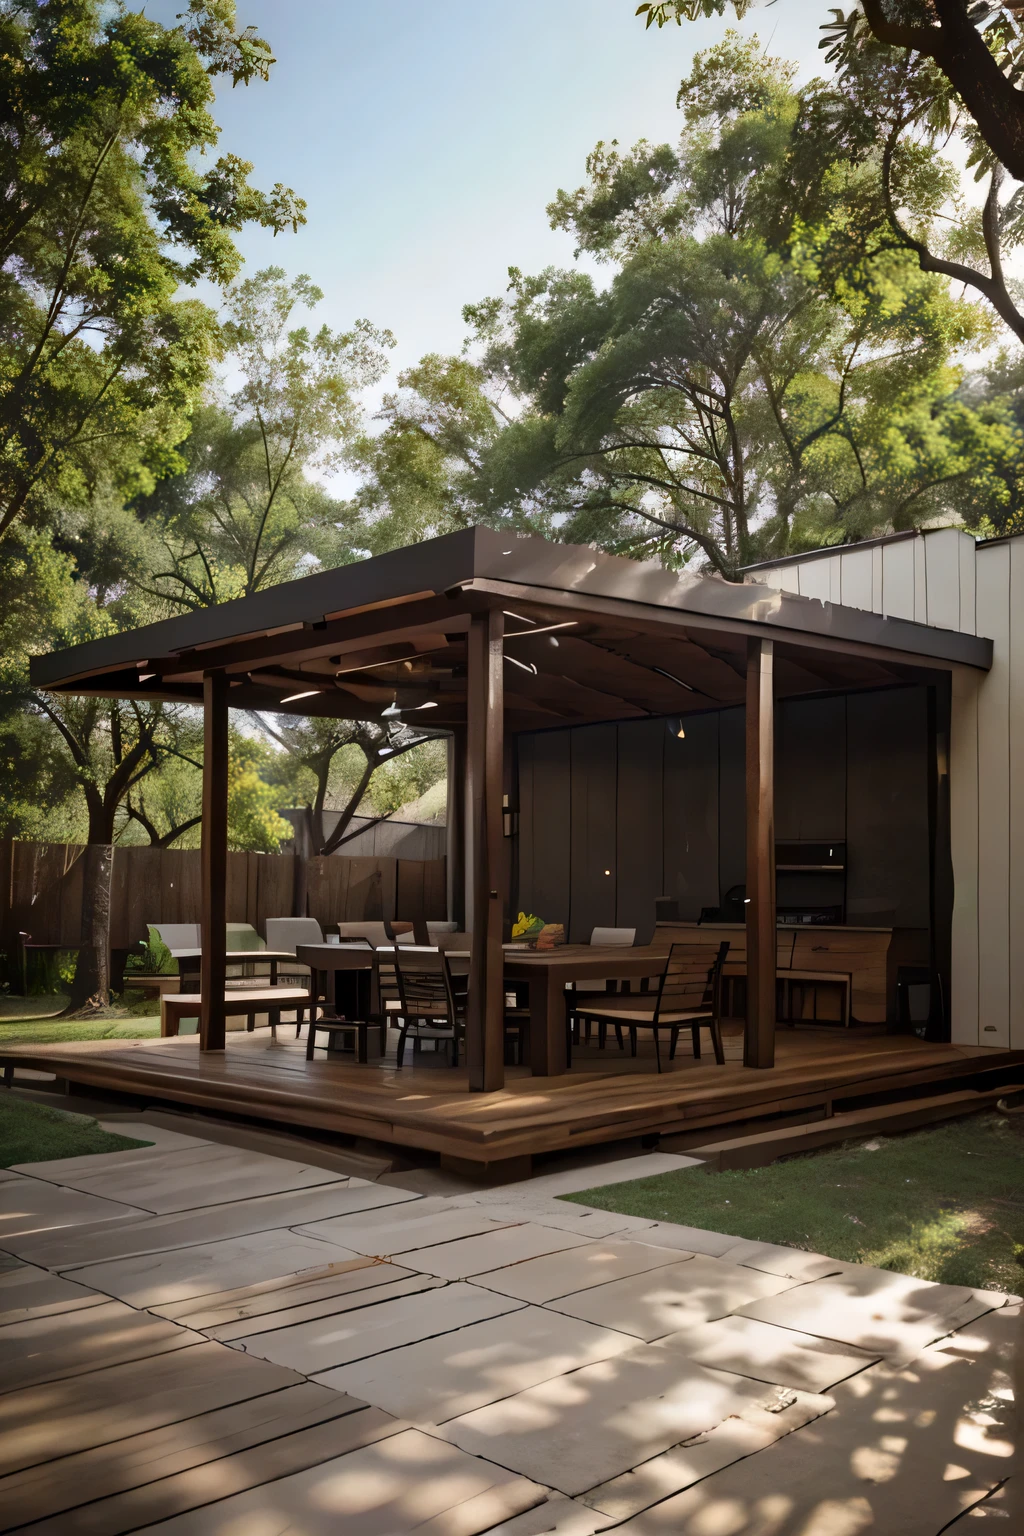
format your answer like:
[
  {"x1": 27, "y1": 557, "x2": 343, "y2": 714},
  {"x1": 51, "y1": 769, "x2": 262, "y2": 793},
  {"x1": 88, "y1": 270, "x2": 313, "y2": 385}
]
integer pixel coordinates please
[
  {"x1": 452, "y1": 37, "x2": 1011, "y2": 573},
  {"x1": 0, "y1": 0, "x2": 305, "y2": 542}
]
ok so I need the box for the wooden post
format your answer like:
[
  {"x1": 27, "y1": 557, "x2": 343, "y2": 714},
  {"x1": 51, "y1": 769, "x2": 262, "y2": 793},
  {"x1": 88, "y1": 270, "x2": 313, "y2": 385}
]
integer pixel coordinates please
[
  {"x1": 200, "y1": 671, "x2": 229, "y2": 1052},
  {"x1": 745, "y1": 637, "x2": 776, "y2": 1069},
  {"x1": 446, "y1": 728, "x2": 467, "y2": 928},
  {"x1": 466, "y1": 611, "x2": 505, "y2": 1091}
]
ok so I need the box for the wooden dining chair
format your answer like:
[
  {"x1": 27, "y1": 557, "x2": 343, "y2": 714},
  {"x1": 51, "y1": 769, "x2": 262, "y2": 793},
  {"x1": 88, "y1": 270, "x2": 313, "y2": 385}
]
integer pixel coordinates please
[
  {"x1": 572, "y1": 942, "x2": 730, "y2": 1073},
  {"x1": 393, "y1": 950, "x2": 466, "y2": 1068}
]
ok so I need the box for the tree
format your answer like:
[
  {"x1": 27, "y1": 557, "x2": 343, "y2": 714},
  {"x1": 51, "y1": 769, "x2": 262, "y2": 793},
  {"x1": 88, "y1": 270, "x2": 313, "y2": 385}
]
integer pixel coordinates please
[
  {"x1": 253, "y1": 714, "x2": 446, "y2": 856},
  {"x1": 349, "y1": 354, "x2": 502, "y2": 553},
  {"x1": 636, "y1": 4, "x2": 1024, "y2": 346},
  {"x1": 137, "y1": 269, "x2": 394, "y2": 605},
  {"x1": 0, "y1": 0, "x2": 305, "y2": 542},
  {"x1": 461, "y1": 38, "x2": 996, "y2": 573}
]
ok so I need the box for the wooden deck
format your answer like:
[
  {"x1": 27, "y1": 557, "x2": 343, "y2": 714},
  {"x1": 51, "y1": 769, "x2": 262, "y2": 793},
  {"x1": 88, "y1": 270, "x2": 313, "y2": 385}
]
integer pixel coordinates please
[{"x1": 5, "y1": 1026, "x2": 1023, "y2": 1173}]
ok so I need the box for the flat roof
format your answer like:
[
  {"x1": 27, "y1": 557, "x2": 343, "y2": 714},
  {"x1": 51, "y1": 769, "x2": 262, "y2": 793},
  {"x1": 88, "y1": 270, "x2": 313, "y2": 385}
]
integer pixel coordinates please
[{"x1": 31, "y1": 527, "x2": 991, "y2": 730}]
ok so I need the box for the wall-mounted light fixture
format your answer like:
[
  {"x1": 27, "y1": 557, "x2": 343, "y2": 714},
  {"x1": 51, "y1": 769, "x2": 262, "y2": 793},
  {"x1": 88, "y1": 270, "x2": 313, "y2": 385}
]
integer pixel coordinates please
[{"x1": 502, "y1": 794, "x2": 519, "y2": 838}]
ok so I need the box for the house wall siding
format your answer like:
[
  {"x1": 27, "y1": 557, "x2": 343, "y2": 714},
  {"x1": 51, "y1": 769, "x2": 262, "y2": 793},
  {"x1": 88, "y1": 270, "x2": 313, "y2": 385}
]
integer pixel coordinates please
[{"x1": 752, "y1": 528, "x2": 1024, "y2": 1049}]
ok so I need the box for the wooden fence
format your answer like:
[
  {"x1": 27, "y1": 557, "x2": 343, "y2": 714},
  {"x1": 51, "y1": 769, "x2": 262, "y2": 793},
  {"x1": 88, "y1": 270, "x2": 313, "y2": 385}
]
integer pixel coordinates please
[{"x1": 0, "y1": 840, "x2": 447, "y2": 958}]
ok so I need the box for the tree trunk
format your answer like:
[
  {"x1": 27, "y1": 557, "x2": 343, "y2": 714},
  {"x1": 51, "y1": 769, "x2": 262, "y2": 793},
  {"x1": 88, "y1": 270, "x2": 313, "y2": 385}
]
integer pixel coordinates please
[{"x1": 66, "y1": 841, "x2": 114, "y2": 1011}]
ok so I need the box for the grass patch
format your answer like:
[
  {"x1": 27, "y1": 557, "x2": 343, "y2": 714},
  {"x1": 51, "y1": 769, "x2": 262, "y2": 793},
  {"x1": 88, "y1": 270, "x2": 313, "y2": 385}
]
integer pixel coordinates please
[
  {"x1": 0, "y1": 1094, "x2": 151, "y2": 1166},
  {"x1": 563, "y1": 1113, "x2": 1024, "y2": 1294},
  {"x1": 0, "y1": 1017, "x2": 160, "y2": 1044}
]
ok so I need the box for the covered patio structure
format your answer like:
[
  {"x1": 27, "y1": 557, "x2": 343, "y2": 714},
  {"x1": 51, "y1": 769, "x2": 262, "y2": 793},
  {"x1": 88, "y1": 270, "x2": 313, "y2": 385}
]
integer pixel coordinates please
[{"x1": 9, "y1": 527, "x2": 1019, "y2": 1173}]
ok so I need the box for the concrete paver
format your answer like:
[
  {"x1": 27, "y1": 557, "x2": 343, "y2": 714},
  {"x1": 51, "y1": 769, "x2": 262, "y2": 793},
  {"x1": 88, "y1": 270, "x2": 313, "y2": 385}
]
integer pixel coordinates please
[
  {"x1": 4, "y1": 1125, "x2": 1014, "y2": 1536},
  {"x1": 736, "y1": 1265, "x2": 1008, "y2": 1360},
  {"x1": 318, "y1": 1304, "x2": 639, "y2": 1422},
  {"x1": 444, "y1": 1342, "x2": 831, "y2": 1497},
  {"x1": 548, "y1": 1254, "x2": 801, "y2": 1340}
]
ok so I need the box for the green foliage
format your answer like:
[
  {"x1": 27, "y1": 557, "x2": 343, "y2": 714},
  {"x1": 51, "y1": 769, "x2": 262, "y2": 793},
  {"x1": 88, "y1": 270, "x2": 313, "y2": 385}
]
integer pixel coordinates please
[
  {"x1": 364, "y1": 737, "x2": 448, "y2": 818},
  {"x1": 137, "y1": 268, "x2": 393, "y2": 604},
  {"x1": 124, "y1": 926, "x2": 176, "y2": 977},
  {"x1": 349, "y1": 355, "x2": 499, "y2": 552},
  {"x1": 458, "y1": 37, "x2": 1002, "y2": 572},
  {"x1": 0, "y1": 0, "x2": 304, "y2": 541},
  {"x1": 226, "y1": 728, "x2": 295, "y2": 852}
]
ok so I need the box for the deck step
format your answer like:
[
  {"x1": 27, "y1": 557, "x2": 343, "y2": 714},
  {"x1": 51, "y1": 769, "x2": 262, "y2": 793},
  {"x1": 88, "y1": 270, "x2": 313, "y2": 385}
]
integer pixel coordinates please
[{"x1": 690, "y1": 1084, "x2": 1024, "y2": 1171}]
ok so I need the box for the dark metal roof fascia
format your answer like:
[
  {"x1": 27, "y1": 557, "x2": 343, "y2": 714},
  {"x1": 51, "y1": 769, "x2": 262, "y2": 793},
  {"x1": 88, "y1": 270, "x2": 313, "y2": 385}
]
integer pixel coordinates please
[
  {"x1": 29, "y1": 527, "x2": 482, "y2": 689},
  {"x1": 466, "y1": 530, "x2": 992, "y2": 671},
  {"x1": 29, "y1": 524, "x2": 992, "y2": 689}
]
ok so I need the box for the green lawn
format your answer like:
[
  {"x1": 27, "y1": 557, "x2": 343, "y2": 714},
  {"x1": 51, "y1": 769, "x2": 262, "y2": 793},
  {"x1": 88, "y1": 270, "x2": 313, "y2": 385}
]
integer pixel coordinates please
[
  {"x1": 563, "y1": 1113, "x2": 1024, "y2": 1294},
  {"x1": 0, "y1": 1094, "x2": 151, "y2": 1166},
  {"x1": 0, "y1": 1017, "x2": 161, "y2": 1044},
  {"x1": 0, "y1": 988, "x2": 160, "y2": 1044}
]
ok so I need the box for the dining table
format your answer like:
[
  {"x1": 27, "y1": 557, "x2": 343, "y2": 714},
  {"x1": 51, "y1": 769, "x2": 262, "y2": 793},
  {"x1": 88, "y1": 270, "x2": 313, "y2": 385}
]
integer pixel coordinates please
[{"x1": 502, "y1": 942, "x2": 671, "y2": 1075}]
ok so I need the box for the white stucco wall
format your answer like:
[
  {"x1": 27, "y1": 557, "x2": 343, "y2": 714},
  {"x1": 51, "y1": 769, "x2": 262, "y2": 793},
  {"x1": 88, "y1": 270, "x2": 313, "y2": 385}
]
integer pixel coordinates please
[{"x1": 750, "y1": 528, "x2": 1023, "y2": 1050}]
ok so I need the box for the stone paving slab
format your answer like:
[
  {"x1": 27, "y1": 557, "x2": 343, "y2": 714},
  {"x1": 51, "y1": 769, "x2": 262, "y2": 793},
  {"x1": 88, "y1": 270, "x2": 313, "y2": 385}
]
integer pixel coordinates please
[
  {"x1": 0, "y1": 1258, "x2": 108, "y2": 1326},
  {"x1": 403, "y1": 1224, "x2": 594, "y2": 1281},
  {"x1": 0, "y1": 1298, "x2": 203, "y2": 1392},
  {"x1": 579, "y1": 1380, "x2": 834, "y2": 1519},
  {"x1": 126, "y1": 1426, "x2": 546, "y2": 1536},
  {"x1": 96, "y1": 1119, "x2": 213, "y2": 1152},
  {"x1": 13, "y1": 1179, "x2": 419, "y2": 1270},
  {"x1": 609, "y1": 1338, "x2": 1014, "y2": 1535},
  {"x1": 0, "y1": 1173, "x2": 147, "y2": 1246},
  {"x1": 483, "y1": 1494, "x2": 617, "y2": 1533},
  {"x1": 656, "y1": 1314, "x2": 880, "y2": 1393},
  {"x1": 736, "y1": 1266, "x2": 1008, "y2": 1360},
  {"x1": 715, "y1": 1237, "x2": 849, "y2": 1281},
  {"x1": 296, "y1": 1202, "x2": 520, "y2": 1255},
  {"x1": 318, "y1": 1304, "x2": 639, "y2": 1423},
  {"x1": 67, "y1": 1228, "x2": 366, "y2": 1309},
  {"x1": 548, "y1": 1255, "x2": 800, "y2": 1340},
  {"x1": 238, "y1": 1280, "x2": 523, "y2": 1375},
  {"x1": 0, "y1": 1341, "x2": 307, "y2": 1477},
  {"x1": 17, "y1": 1142, "x2": 343, "y2": 1212},
  {"x1": 471, "y1": 1240, "x2": 686, "y2": 1305},
  {"x1": 448, "y1": 1194, "x2": 661, "y2": 1241},
  {"x1": 444, "y1": 1343, "x2": 829, "y2": 1498}
]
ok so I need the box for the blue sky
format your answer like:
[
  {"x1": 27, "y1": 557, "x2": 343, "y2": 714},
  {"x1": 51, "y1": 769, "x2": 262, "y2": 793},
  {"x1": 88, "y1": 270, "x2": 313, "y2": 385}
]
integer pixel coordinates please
[{"x1": 176, "y1": 0, "x2": 827, "y2": 373}]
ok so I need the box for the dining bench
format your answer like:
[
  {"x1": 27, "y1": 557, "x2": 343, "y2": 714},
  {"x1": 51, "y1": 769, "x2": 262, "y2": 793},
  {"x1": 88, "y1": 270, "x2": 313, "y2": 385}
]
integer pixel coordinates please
[{"x1": 161, "y1": 987, "x2": 310, "y2": 1039}]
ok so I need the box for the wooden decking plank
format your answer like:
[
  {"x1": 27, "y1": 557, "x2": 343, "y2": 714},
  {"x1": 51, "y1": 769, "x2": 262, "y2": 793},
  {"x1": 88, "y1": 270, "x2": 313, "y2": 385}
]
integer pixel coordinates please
[
  {"x1": 6, "y1": 1405, "x2": 403, "y2": 1536},
  {"x1": 2, "y1": 1033, "x2": 1020, "y2": 1165},
  {"x1": 0, "y1": 1343, "x2": 307, "y2": 1477},
  {"x1": 0, "y1": 1382, "x2": 362, "y2": 1532},
  {"x1": 0, "y1": 1302, "x2": 204, "y2": 1395}
]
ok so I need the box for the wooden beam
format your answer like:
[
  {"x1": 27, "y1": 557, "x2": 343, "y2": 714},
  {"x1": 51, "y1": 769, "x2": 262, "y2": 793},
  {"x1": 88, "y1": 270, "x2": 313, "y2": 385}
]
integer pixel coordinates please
[
  {"x1": 200, "y1": 672, "x2": 229, "y2": 1052},
  {"x1": 466, "y1": 611, "x2": 505, "y2": 1091},
  {"x1": 447, "y1": 728, "x2": 466, "y2": 928},
  {"x1": 745, "y1": 637, "x2": 776, "y2": 1069}
]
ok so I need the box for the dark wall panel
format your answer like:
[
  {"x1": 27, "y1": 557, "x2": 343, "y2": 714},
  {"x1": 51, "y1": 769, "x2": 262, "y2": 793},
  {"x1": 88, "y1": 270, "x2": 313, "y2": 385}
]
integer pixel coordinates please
[
  {"x1": 569, "y1": 724, "x2": 618, "y2": 941},
  {"x1": 663, "y1": 710, "x2": 719, "y2": 920},
  {"x1": 718, "y1": 706, "x2": 746, "y2": 897},
  {"x1": 616, "y1": 719, "x2": 665, "y2": 940},
  {"x1": 775, "y1": 696, "x2": 847, "y2": 842},
  {"x1": 516, "y1": 728, "x2": 571, "y2": 926},
  {"x1": 846, "y1": 687, "x2": 930, "y2": 927}
]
